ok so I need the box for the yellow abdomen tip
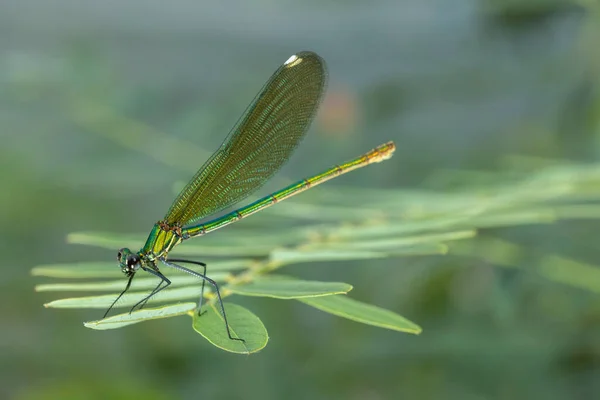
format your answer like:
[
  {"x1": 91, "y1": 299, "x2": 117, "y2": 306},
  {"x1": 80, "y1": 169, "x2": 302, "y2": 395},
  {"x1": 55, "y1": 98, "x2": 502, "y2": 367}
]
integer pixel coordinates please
[{"x1": 372, "y1": 141, "x2": 396, "y2": 162}]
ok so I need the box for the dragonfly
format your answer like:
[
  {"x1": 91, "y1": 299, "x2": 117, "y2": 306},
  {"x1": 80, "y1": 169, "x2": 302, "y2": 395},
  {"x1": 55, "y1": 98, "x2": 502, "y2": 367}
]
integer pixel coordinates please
[{"x1": 106, "y1": 51, "x2": 396, "y2": 342}]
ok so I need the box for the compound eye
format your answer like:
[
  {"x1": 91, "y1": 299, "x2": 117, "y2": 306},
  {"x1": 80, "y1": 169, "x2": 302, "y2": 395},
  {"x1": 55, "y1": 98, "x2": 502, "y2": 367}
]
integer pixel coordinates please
[
  {"x1": 117, "y1": 250, "x2": 122, "y2": 261},
  {"x1": 126, "y1": 254, "x2": 140, "y2": 267}
]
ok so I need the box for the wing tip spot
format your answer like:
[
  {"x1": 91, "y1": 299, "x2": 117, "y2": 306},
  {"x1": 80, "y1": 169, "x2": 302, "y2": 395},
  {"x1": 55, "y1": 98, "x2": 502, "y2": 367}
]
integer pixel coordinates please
[{"x1": 284, "y1": 54, "x2": 302, "y2": 68}]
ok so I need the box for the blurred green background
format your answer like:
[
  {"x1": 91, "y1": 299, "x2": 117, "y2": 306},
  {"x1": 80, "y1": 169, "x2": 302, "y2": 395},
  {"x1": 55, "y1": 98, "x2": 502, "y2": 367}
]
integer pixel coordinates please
[{"x1": 3, "y1": 0, "x2": 600, "y2": 399}]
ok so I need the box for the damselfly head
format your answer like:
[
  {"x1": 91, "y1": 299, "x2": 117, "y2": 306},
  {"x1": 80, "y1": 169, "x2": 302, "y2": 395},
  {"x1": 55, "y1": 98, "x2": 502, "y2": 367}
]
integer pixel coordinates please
[{"x1": 117, "y1": 248, "x2": 141, "y2": 275}]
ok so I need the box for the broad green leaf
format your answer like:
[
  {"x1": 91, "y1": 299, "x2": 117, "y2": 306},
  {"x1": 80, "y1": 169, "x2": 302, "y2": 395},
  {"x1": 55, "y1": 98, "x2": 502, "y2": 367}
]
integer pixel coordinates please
[
  {"x1": 84, "y1": 302, "x2": 196, "y2": 330},
  {"x1": 193, "y1": 302, "x2": 268, "y2": 354},
  {"x1": 300, "y1": 295, "x2": 421, "y2": 334},
  {"x1": 229, "y1": 277, "x2": 352, "y2": 299}
]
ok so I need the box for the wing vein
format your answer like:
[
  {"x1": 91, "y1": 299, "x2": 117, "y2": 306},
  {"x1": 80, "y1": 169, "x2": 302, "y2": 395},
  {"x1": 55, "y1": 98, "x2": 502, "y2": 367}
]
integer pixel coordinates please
[{"x1": 164, "y1": 51, "x2": 327, "y2": 226}]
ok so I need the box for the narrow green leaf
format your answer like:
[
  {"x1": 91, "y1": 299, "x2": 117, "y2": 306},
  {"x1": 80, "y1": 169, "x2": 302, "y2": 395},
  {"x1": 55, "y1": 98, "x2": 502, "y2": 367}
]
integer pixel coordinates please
[
  {"x1": 554, "y1": 204, "x2": 600, "y2": 220},
  {"x1": 265, "y1": 202, "x2": 386, "y2": 221},
  {"x1": 270, "y1": 248, "x2": 388, "y2": 265},
  {"x1": 67, "y1": 232, "x2": 143, "y2": 250},
  {"x1": 386, "y1": 243, "x2": 448, "y2": 256},
  {"x1": 229, "y1": 277, "x2": 352, "y2": 299},
  {"x1": 300, "y1": 295, "x2": 421, "y2": 334},
  {"x1": 193, "y1": 302, "x2": 268, "y2": 354},
  {"x1": 466, "y1": 208, "x2": 556, "y2": 228},
  {"x1": 316, "y1": 215, "x2": 470, "y2": 239},
  {"x1": 31, "y1": 259, "x2": 252, "y2": 279},
  {"x1": 68, "y1": 231, "x2": 279, "y2": 256},
  {"x1": 68, "y1": 96, "x2": 210, "y2": 171},
  {"x1": 273, "y1": 243, "x2": 447, "y2": 259},
  {"x1": 32, "y1": 262, "x2": 122, "y2": 278},
  {"x1": 184, "y1": 228, "x2": 304, "y2": 246},
  {"x1": 448, "y1": 237, "x2": 524, "y2": 269},
  {"x1": 35, "y1": 273, "x2": 228, "y2": 292},
  {"x1": 538, "y1": 254, "x2": 600, "y2": 293},
  {"x1": 305, "y1": 230, "x2": 476, "y2": 251},
  {"x1": 44, "y1": 286, "x2": 203, "y2": 309},
  {"x1": 170, "y1": 243, "x2": 275, "y2": 257},
  {"x1": 84, "y1": 302, "x2": 196, "y2": 330}
]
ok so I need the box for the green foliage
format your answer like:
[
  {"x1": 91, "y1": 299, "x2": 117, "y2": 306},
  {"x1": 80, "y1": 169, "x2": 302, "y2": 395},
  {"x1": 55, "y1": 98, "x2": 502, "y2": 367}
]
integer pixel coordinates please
[
  {"x1": 192, "y1": 303, "x2": 268, "y2": 354},
  {"x1": 35, "y1": 192, "x2": 469, "y2": 354},
  {"x1": 228, "y1": 276, "x2": 352, "y2": 299},
  {"x1": 300, "y1": 295, "x2": 422, "y2": 334},
  {"x1": 84, "y1": 303, "x2": 197, "y2": 330},
  {"x1": 32, "y1": 148, "x2": 600, "y2": 353}
]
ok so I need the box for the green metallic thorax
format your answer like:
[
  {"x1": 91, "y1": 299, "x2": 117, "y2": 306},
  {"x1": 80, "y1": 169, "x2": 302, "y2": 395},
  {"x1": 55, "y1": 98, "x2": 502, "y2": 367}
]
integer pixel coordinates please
[{"x1": 140, "y1": 223, "x2": 182, "y2": 260}]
